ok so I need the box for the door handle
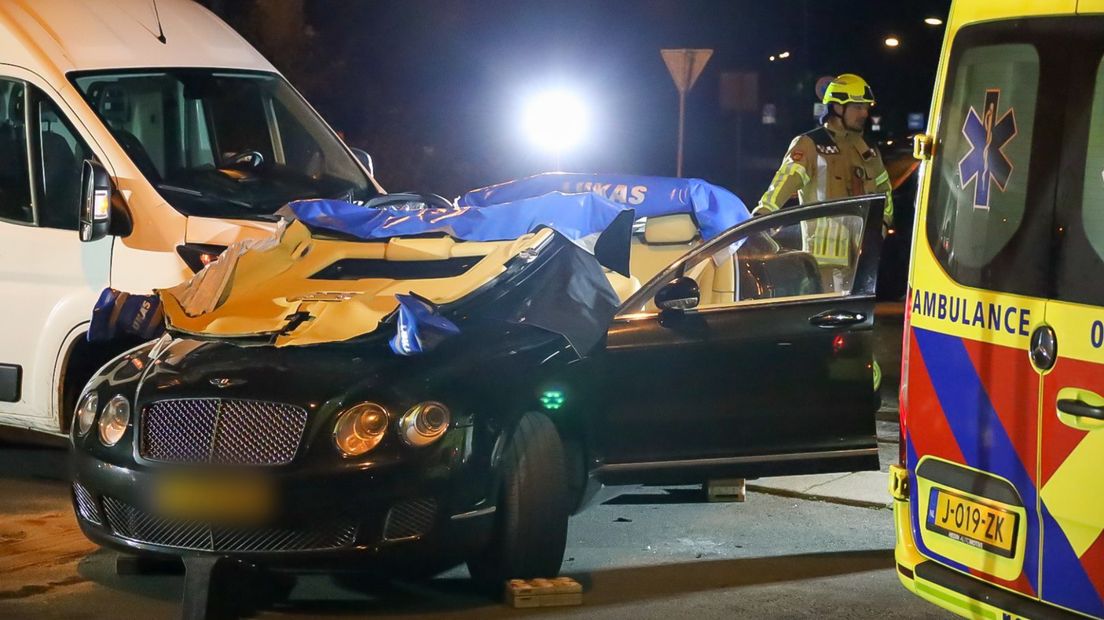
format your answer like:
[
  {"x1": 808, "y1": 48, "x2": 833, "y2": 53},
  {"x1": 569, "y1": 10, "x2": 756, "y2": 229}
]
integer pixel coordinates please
[
  {"x1": 1057, "y1": 399, "x2": 1104, "y2": 421},
  {"x1": 809, "y1": 309, "x2": 866, "y2": 328}
]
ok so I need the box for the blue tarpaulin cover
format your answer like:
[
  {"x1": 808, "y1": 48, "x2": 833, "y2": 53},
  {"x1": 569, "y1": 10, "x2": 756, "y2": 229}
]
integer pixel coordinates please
[
  {"x1": 284, "y1": 191, "x2": 630, "y2": 244},
  {"x1": 458, "y1": 172, "x2": 750, "y2": 240},
  {"x1": 389, "y1": 294, "x2": 462, "y2": 356}
]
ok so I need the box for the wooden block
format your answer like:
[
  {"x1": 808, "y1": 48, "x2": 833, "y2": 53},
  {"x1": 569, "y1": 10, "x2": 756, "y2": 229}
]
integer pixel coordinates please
[
  {"x1": 707, "y1": 478, "x2": 746, "y2": 502},
  {"x1": 505, "y1": 576, "x2": 582, "y2": 608}
]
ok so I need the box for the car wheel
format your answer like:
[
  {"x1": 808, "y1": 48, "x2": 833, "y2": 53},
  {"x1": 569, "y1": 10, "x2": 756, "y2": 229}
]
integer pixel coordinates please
[{"x1": 467, "y1": 411, "x2": 570, "y2": 590}]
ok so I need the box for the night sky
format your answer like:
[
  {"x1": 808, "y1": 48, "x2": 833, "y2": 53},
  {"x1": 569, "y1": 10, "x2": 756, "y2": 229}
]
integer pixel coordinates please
[{"x1": 204, "y1": 0, "x2": 951, "y2": 201}]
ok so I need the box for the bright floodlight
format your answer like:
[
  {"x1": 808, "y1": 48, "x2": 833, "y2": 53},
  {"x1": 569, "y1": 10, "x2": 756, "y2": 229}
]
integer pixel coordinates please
[
  {"x1": 924, "y1": 17, "x2": 943, "y2": 26},
  {"x1": 885, "y1": 36, "x2": 901, "y2": 48},
  {"x1": 523, "y1": 89, "x2": 588, "y2": 155}
]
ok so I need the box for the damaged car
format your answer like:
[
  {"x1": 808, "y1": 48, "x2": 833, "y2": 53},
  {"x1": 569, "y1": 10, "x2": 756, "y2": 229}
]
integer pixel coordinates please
[{"x1": 69, "y1": 174, "x2": 886, "y2": 588}]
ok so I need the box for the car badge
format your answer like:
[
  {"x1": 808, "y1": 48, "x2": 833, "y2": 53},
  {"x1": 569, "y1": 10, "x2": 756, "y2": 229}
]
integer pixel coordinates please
[{"x1": 209, "y1": 377, "x2": 245, "y2": 389}]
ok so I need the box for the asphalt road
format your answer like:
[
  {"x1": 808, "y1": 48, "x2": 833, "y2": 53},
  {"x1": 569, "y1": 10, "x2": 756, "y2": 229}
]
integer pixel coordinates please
[{"x1": 0, "y1": 440, "x2": 949, "y2": 620}]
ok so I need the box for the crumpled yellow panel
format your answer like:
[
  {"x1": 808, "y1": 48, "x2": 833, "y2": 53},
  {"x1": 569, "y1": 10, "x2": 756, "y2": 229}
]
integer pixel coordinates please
[{"x1": 158, "y1": 220, "x2": 550, "y2": 346}]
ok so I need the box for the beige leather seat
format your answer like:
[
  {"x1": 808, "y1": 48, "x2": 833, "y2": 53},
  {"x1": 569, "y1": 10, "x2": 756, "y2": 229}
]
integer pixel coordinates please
[
  {"x1": 629, "y1": 214, "x2": 737, "y2": 307},
  {"x1": 629, "y1": 214, "x2": 701, "y2": 284}
]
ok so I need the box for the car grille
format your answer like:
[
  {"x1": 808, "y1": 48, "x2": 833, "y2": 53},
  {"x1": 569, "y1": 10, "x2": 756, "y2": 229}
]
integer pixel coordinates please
[
  {"x1": 101, "y1": 497, "x2": 357, "y2": 552},
  {"x1": 73, "y1": 482, "x2": 102, "y2": 525},
  {"x1": 383, "y1": 498, "x2": 437, "y2": 541},
  {"x1": 140, "y1": 399, "x2": 308, "y2": 465}
]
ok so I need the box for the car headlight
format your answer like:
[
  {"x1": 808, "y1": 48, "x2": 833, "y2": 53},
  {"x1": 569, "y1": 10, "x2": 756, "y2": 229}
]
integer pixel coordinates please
[
  {"x1": 98, "y1": 395, "x2": 130, "y2": 446},
  {"x1": 399, "y1": 401, "x2": 450, "y2": 447},
  {"x1": 333, "y1": 402, "x2": 389, "y2": 457},
  {"x1": 76, "y1": 392, "x2": 99, "y2": 436}
]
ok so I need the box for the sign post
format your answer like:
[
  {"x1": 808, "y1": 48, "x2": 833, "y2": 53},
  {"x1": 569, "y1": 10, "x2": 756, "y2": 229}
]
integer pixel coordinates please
[{"x1": 662, "y1": 48, "x2": 712, "y2": 177}]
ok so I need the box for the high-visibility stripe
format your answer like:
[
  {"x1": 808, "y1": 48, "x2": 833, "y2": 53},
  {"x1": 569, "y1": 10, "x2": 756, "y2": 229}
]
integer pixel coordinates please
[
  {"x1": 816, "y1": 155, "x2": 828, "y2": 201},
  {"x1": 760, "y1": 161, "x2": 810, "y2": 210},
  {"x1": 874, "y1": 171, "x2": 890, "y2": 186}
]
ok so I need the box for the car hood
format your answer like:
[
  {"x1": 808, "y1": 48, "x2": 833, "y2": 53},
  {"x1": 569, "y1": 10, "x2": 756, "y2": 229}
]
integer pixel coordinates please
[{"x1": 158, "y1": 217, "x2": 625, "y2": 356}]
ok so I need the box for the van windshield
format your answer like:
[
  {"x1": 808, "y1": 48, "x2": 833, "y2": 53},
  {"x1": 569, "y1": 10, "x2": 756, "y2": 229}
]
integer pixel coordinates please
[{"x1": 71, "y1": 69, "x2": 378, "y2": 219}]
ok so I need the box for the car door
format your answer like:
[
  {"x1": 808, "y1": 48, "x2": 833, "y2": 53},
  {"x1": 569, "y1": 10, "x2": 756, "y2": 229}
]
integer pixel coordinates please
[
  {"x1": 0, "y1": 72, "x2": 111, "y2": 429},
  {"x1": 589, "y1": 196, "x2": 885, "y2": 484},
  {"x1": 1036, "y1": 24, "x2": 1104, "y2": 616}
]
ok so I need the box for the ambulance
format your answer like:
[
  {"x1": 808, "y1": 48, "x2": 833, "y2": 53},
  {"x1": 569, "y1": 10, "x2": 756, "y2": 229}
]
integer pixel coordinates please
[{"x1": 893, "y1": 1, "x2": 1104, "y2": 617}]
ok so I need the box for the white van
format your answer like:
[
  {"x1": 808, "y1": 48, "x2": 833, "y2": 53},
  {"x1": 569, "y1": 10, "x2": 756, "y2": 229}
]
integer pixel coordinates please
[{"x1": 0, "y1": 0, "x2": 382, "y2": 434}]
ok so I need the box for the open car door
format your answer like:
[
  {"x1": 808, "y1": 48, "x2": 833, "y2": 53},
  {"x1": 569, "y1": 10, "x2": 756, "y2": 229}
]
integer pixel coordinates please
[{"x1": 590, "y1": 195, "x2": 886, "y2": 485}]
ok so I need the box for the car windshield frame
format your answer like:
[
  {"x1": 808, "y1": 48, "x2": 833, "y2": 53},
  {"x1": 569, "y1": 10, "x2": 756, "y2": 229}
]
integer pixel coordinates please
[{"x1": 68, "y1": 67, "x2": 378, "y2": 219}]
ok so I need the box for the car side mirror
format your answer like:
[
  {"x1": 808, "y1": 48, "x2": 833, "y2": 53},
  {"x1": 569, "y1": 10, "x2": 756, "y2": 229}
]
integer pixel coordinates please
[
  {"x1": 350, "y1": 147, "x2": 375, "y2": 177},
  {"x1": 79, "y1": 159, "x2": 112, "y2": 242},
  {"x1": 655, "y1": 276, "x2": 700, "y2": 311}
]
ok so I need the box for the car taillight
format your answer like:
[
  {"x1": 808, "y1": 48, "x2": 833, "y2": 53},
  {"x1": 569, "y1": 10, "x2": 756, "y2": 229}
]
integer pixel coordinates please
[{"x1": 898, "y1": 286, "x2": 912, "y2": 467}]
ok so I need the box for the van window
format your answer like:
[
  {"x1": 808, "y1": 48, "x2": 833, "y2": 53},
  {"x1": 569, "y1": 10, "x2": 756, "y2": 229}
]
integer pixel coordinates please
[
  {"x1": 1060, "y1": 54, "x2": 1104, "y2": 307},
  {"x1": 926, "y1": 42, "x2": 1045, "y2": 297},
  {"x1": 71, "y1": 70, "x2": 377, "y2": 220},
  {"x1": 0, "y1": 79, "x2": 33, "y2": 224},
  {"x1": 36, "y1": 93, "x2": 92, "y2": 230}
]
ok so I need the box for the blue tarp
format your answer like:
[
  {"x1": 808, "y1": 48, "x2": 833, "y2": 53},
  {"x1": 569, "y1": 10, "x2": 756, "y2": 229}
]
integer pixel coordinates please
[
  {"x1": 459, "y1": 173, "x2": 750, "y2": 240},
  {"x1": 285, "y1": 191, "x2": 630, "y2": 244}
]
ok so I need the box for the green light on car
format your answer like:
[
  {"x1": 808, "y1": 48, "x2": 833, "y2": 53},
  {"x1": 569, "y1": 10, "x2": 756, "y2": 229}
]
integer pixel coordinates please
[{"x1": 540, "y1": 390, "x2": 565, "y2": 411}]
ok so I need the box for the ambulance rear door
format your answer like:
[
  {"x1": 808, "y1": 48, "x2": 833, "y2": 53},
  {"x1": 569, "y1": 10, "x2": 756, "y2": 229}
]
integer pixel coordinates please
[{"x1": 1036, "y1": 17, "x2": 1104, "y2": 615}]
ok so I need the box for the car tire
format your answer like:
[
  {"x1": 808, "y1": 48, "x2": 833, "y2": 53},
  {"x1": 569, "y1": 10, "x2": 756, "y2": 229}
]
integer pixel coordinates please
[{"x1": 466, "y1": 411, "x2": 570, "y2": 590}]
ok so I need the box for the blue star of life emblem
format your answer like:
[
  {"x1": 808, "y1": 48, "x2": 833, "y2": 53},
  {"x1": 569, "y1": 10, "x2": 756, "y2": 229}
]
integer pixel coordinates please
[{"x1": 959, "y1": 89, "x2": 1017, "y2": 210}]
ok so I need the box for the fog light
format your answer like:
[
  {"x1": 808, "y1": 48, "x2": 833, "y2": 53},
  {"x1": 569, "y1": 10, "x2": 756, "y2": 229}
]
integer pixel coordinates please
[
  {"x1": 334, "y1": 402, "x2": 389, "y2": 457},
  {"x1": 399, "y1": 402, "x2": 450, "y2": 447},
  {"x1": 98, "y1": 395, "x2": 130, "y2": 446},
  {"x1": 76, "y1": 392, "x2": 99, "y2": 436}
]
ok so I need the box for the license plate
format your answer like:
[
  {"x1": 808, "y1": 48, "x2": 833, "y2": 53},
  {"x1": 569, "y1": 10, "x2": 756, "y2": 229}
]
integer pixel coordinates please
[
  {"x1": 155, "y1": 473, "x2": 274, "y2": 524},
  {"x1": 926, "y1": 488, "x2": 1017, "y2": 557}
]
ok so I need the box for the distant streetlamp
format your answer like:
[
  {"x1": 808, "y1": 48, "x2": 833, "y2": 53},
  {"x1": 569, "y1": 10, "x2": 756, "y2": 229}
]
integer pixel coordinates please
[
  {"x1": 522, "y1": 89, "x2": 589, "y2": 171},
  {"x1": 924, "y1": 17, "x2": 944, "y2": 26},
  {"x1": 884, "y1": 36, "x2": 901, "y2": 48},
  {"x1": 778, "y1": 51, "x2": 791, "y2": 59}
]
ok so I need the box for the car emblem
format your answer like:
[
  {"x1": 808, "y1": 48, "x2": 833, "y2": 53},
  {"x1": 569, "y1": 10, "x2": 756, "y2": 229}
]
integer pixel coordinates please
[{"x1": 209, "y1": 377, "x2": 245, "y2": 389}]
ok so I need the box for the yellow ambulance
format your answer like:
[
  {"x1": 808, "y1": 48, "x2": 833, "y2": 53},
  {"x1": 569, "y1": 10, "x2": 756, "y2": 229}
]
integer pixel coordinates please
[{"x1": 892, "y1": 1, "x2": 1104, "y2": 617}]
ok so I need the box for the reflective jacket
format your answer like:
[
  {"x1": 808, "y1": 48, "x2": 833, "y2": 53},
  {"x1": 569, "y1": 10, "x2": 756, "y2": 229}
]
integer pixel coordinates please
[
  {"x1": 755, "y1": 117, "x2": 894, "y2": 224},
  {"x1": 754, "y1": 117, "x2": 894, "y2": 266}
]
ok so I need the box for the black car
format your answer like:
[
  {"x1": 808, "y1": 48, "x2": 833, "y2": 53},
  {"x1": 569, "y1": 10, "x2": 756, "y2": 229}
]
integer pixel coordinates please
[{"x1": 69, "y1": 195, "x2": 886, "y2": 588}]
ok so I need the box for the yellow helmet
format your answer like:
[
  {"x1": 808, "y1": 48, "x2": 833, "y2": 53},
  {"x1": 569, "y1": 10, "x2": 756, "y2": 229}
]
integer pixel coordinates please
[{"x1": 822, "y1": 73, "x2": 875, "y2": 106}]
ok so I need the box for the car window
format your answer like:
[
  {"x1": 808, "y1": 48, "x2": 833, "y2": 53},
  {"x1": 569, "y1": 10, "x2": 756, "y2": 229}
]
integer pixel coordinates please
[
  {"x1": 926, "y1": 40, "x2": 1046, "y2": 297},
  {"x1": 36, "y1": 92, "x2": 93, "y2": 231},
  {"x1": 0, "y1": 79, "x2": 33, "y2": 224},
  {"x1": 627, "y1": 212, "x2": 866, "y2": 314},
  {"x1": 1057, "y1": 54, "x2": 1104, "y2": 307}
]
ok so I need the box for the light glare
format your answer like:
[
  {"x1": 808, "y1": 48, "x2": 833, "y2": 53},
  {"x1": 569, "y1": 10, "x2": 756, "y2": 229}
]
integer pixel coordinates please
[
  {"x1": 924, "y1": 17, "x2": 943, "y2": 26},
  {"x1": 523, "y1": 89, "x2": 588, "y2": 154},
  {"x1": 885, "y1": 36, "x2": 900, "y2": 48}
]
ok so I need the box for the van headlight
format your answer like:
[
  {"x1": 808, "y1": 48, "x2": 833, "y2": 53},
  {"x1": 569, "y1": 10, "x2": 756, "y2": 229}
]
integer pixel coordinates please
[
  {"x1": 98, "y1": 395, "x2": 130, "y2": 446},
  {"x1": 333, "y1": 402, "x2": 389, "y2": 457},
  {"x1": 399, "y1": 402, "x2": 450, "y2": 447},
  {"x1": 76, "y1": 392, "x2": 99, "y2": 436}
]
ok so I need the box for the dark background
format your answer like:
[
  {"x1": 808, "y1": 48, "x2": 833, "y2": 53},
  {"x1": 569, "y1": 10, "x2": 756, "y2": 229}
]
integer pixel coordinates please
[{"x1": 197, "y1": 0, "x2": 950, "y2": 205}]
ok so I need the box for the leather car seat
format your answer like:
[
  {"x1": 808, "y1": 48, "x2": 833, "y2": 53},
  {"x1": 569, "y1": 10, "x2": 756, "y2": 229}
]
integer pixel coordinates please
[{"x1": 629, "y1": 214, "x2": 700, "y2": 284}]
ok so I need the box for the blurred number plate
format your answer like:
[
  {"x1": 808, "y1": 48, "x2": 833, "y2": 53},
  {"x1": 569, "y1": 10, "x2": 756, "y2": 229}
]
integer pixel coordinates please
[
  {"x1": 927, "y1": 489, "x2": 1016, "y2": 557},
  {"x1": 156, "y1": 474, "x2": 274, "y2": 524}
]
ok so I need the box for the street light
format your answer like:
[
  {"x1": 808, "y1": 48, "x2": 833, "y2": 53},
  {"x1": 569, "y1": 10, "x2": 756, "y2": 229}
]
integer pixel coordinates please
[
  {"x1": 778, "y1": 51, "x2": 791, "y2": 59},
  {"x1": 924, "y1": 17, "x2": 943, "y2": 26},
  {"x1": 884, "y1": 36, "x2": 900, "y2": 48},
  {"x1": 522, "y1": 88, "x2": 589, "y2": 171}
]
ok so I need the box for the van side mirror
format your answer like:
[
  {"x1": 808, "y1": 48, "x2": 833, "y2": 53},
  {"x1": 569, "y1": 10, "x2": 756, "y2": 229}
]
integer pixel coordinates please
[
  {"x1": 79, "y1": 160, "x2": 112, "y2": 242},
  {"x1": 350, "y1": 147, "x2": 375, "y2": 177},
  {"x1": 655, "y1": 276, "x2": 700, "y2": 311}
]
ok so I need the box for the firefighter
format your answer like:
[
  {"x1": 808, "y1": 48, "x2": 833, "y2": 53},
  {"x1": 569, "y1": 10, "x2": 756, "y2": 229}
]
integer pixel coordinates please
[
  {"x1": 754, "y1": 73, "x2": 894, "y2": 277},
  {"x1": 754, "y1": 73, "x2": 892, "y2": 391}
]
